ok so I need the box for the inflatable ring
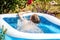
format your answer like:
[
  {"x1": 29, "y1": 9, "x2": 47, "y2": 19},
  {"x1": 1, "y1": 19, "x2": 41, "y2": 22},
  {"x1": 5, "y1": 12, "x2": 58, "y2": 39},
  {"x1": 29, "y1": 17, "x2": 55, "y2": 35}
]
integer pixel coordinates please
[{"x1": 0, "y1": 13, "x2": 60, "y2": 39}]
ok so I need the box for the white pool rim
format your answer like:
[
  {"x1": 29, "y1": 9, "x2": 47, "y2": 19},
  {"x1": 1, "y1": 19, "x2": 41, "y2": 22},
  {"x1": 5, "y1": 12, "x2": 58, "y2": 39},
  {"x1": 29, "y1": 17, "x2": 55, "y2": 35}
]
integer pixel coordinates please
[{"x1": 0, "y1": 12, "x2": 60, "y2": 39}]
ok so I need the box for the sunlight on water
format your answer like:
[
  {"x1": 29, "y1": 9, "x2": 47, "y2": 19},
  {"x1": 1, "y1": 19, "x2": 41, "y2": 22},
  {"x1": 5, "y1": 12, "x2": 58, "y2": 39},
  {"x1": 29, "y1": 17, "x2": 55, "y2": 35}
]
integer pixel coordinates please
[{"x1": 40, "y1": 23, "x2": 60, "y2": 33}]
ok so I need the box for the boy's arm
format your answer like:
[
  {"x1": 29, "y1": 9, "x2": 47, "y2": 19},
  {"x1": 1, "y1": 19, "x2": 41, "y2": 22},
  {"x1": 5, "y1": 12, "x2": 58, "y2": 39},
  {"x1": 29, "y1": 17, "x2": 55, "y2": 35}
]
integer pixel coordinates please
[{"x1": 18, "y1": 13, "x2": 24, "y2": 21}]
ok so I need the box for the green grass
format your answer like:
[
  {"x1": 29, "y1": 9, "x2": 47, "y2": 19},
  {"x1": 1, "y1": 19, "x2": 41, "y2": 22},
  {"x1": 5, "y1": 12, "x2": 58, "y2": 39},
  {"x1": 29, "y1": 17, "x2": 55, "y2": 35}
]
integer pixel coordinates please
[{"x1": 0, "y1": 25, "x2": 7, "y2": 40}]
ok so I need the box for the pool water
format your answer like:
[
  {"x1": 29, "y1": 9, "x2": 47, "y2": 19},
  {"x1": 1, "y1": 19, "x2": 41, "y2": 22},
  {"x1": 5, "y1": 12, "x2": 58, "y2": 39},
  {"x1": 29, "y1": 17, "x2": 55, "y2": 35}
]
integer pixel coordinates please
[
  {"x1": 3, "y1": 15, "x2": 60, "y2": 33},
  {"x1": 3, "y1": 15, "x2": 60, "y2": 40}
]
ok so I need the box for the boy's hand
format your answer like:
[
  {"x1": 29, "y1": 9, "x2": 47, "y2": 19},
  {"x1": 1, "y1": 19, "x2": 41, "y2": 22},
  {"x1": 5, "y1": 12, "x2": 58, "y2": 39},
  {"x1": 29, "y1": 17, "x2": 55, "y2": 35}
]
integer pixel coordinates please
[
  {"x1": 18, "y1": 12, "x2": 26, "y2": 20},
  {"x1": 18, "y1": 12, "x2": 25, "y2": 17}
]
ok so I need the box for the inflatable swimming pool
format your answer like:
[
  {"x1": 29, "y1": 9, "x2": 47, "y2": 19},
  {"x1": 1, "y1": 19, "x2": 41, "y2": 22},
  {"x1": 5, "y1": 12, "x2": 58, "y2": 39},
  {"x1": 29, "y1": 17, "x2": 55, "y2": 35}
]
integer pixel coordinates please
[{"x1": 0, "y1": 12, "x2": 60, "y2": 40}]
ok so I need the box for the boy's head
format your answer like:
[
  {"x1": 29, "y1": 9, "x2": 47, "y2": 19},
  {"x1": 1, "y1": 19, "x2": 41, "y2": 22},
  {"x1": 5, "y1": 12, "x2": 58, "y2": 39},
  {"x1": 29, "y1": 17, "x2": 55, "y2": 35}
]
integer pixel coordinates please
[{"x1": 30, "y1": 14, "x2": 40, "y2": 23}]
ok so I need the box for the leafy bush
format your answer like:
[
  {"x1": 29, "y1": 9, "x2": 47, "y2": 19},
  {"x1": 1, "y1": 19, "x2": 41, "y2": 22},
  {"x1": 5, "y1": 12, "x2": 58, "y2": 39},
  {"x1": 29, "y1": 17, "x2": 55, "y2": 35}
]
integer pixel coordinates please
[
  {"x1": 0, "y1": 0, "x2": 27, "y2": 14},
  {"x1": 0, "y1": 0, "x2": 60, "y2": 14}
]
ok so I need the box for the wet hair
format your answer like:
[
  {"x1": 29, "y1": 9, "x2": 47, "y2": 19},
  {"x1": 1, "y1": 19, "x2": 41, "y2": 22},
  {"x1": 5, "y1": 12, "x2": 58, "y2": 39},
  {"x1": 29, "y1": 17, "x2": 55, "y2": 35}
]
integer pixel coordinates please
[{"x1": 30, "y1": 14, "x2": 40, "y2": 23}]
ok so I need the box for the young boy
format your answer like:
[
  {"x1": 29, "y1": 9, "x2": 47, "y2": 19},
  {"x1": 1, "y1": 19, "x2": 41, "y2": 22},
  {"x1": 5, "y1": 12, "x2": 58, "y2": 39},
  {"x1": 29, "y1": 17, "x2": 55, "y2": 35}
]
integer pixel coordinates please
[{"x1": 17, "y1": 13, "x2": 43, "y2": 33}]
